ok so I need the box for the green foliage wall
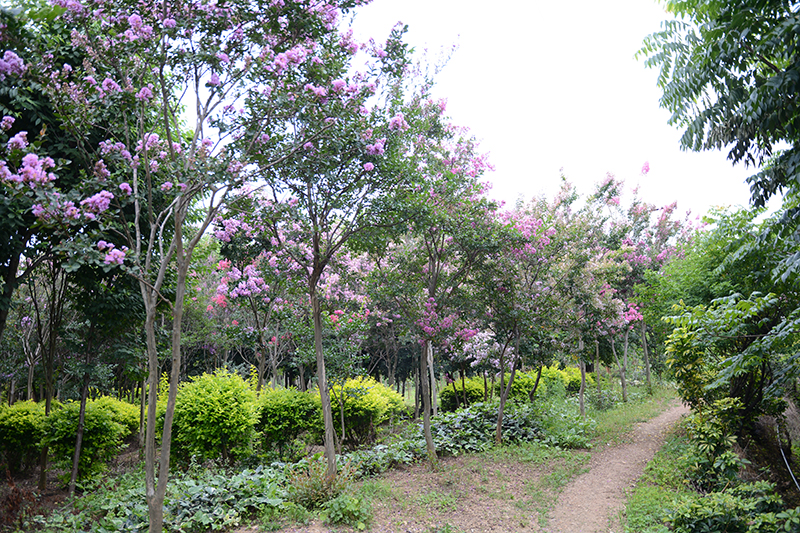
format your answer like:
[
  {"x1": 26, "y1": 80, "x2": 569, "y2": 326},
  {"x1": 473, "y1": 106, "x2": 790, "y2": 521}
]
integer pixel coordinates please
[
  {"x1": 328, "y1": 376, "x2": 405, "y2": 446},
  {"x1": 0, "y1": 400, "x2": 46, "y2": 475},
  {"x1": 256, "y1": 387, "x2": 322, "y2": 458},
  {"x1": 439, "y1": 376, "x2": 486, "y2": 411},
  {"x1": 171, "y1": 368, "x2": 257, "y2": 464},
  {"x1": 42, "y1": 400, "x2": 127, "y2": 482}
]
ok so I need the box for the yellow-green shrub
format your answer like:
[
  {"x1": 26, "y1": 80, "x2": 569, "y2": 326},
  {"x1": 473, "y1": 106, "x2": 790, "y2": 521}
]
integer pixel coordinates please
[
  {"x1": 329, "y1": 377, "x2": 404, "y2": 446},
  {"x1": 540, "y1": 362, "x2": 594, "y2": 394},
  {"x1": 42, "y1": 400, "x2": 126, "y2": 482},
  {"x1": 440, "y1": 376, "x2": 486, "y2": 411},
  {"x1": 0, "y1": 400, "x2": 46, "y2": 475},
  {"x1": 171, "y1": 369, "x2": 257, "y2": 464},
  {"x1": 498, "y1": 371, "x2": 548, "y2": 403},
  {"x1": 92, "y1": 396, "x2": 139, "y2": 439},
  {"x1": 256, "y1": 387, "x2": 322, "y2": 459}
]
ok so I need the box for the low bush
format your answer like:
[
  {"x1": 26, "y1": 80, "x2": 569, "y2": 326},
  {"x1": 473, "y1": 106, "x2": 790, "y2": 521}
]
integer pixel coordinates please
[
  {"x1": 540, "y1": 363, "x2": 594, "y2": 394},
  {"x1": 324, "y1": 492, "x2": 371, "y2": 530},
  {"x1": 497, "y1": 370, "x2": 548, "y2": 403},
  {"x1": 328, "y1": 377, "x2": 405, "y2": 447},
  {"x1": 0, "y1": 400, "x2": 46, "y2": 475},
  {"x1": 439, "y1": 376, "x2": 486, "y2": 411},
  {"x1": 172, "y1": 368, "x2": 257, "y2": 464},
  {"x1": 286, "y1": 457, "x2": 355, "y2": 510},
  {"x1": 42, "y1": 400, "x2": 127, "y2": 482},
  {"x1": 91, "y1": 396, "x2": 139, "y2": 439},
  {"x1": 669, "y1": 481, "x2": 786, "y2": 533},
  {"x1": 256, "y1": 387, "x2": 322, "y2": 460}
]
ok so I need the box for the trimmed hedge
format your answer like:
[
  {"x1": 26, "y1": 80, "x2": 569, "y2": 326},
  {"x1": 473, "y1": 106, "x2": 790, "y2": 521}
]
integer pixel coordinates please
[
  {"x1": 256, "y1": 387, "x2": 322, "y2": 459},
  {"x1": 0, "y1": 400, "x2": 46, "y2": 475},
  {"x1": 328, "y1": 377, "x2": 405, "y2": 446},
  {"x1": 440, "y1": 376, "x2": 487, "y2": 412}
]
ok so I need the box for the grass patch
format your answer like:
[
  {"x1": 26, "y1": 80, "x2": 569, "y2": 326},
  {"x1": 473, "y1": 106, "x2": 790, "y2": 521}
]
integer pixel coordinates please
[
  {"x1": 621, "y1": 424, "x2": 696, "y2": 532},
  {"x1": 590, "y1": 383, "x2": 677, "y2": 447}
]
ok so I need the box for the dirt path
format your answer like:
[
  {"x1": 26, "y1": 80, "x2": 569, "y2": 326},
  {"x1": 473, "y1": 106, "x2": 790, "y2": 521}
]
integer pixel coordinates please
[{"x1": 544, "y1": 400, "x2": 690, "y2": 533}]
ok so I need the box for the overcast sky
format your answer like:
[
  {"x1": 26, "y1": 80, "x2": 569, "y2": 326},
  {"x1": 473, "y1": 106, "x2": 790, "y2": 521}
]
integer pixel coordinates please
[{"x1": 350, "y1": 0, "x2": 761, "y2": 219}]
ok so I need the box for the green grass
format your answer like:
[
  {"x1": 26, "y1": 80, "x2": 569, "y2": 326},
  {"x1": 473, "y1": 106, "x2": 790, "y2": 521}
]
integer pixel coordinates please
[
  {"x1": 620, "y1": 424, "x2": 696, "y2": 533},
  {"x1": 589, "y1": 383, "x2": 678, "y2": 447}
]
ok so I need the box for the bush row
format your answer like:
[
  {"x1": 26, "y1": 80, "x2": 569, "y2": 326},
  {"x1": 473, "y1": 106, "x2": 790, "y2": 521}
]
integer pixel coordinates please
[
  {"x1": 0, "y1": 370, "x2": 405, "y2": 481},
  {"x1": 439, "y1": 363, "x2": 595, "y2": 411},
  {"x1": 0, "y1": 396, "x2": 138, "y2": 480}
]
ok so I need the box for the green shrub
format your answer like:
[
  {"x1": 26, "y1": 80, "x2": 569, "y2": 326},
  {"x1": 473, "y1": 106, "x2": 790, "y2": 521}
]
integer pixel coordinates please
[
  {"x1": 497, "y1": 370, "x2": 548, "y2": 403},
  {"x1": 439, "y1": 376, "x2": 486, "y2": 411},
  {"x1": 287, "y1": 457, "x2": 355, "y2": 510},
  {"x1": 256, "y1": 387, "x2": 322, "y2": 459},
  {"x1": 91, "y1": 396, "x2": 139, "y2": 439},
  {"x1": 540, "y1": 363, "x2": 594, "y2": 394},
  {"x1": 172, "y1": 368, "x2": 257, "y2": 464},
  {"x1": 669, "y1": 481, "x2": 785, "y2": 533},
  {"x1": 0, "y1": 400, "x2": 46, "y2": 475},
  {"x1": 324, "y1": 493, "x2": 371, "y2": 530},
  {"x1": 328, "y1": 377, "x2": 405, "y2": 446},
  {"x1": 42, "y1": 400, "x2": 126, "y2": 482}
]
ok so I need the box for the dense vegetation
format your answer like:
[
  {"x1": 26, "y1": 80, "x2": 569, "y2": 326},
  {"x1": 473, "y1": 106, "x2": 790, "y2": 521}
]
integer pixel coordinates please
[{"x1": 1, "y1": 0, "x2": 800, "y2": 531}]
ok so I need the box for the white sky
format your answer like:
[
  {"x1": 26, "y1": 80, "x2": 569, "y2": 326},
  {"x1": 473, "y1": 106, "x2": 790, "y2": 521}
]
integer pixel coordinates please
[{"x1": 350, "y1": 0, "x2": 761, "y2": 219}]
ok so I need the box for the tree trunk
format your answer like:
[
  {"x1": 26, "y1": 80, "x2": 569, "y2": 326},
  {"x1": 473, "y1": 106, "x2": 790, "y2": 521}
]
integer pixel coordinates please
[
  {"x1": 610, "y1": 337, "x2": 628, "y2": 402},
  {"x1": 528, "y1": 365, "x2": 543, "y2": 402},
  {"x1": 641, "y1": 321, "x2": 652, "y2": 394},
  {"x1": 595, "y1": 338, "x2": 601, "y2": 397},
  {"x1": 414, "y1": 356, "x2": 420, "y2": 419},
  {"x1": 311, "y1": 288, "x2": 337, "y2": 480},
  {"x1": 69, "y1": 371, "x2": 90, "y2": 497},
  {"x1": 496, "y1": 356, "x2": 519, "y2": 445},
  {"x1": 420, "y1": 340, "x2": 437, "y2": 466},
  {"x1": 578, "y1": 338, "x2": 586, "y2": 419},
  {"x1": 427, "y1": 341, "x2": 437, "y2": 417}
]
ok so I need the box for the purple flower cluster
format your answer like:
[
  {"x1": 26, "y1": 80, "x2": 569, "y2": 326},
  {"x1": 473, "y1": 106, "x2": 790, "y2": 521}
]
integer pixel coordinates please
[
  {"x1": 1, "y1": 153, "x2": 57, "y2": 187},
  {"x1": 0, "y1": 51, "x2": 26, "y2": 80}
]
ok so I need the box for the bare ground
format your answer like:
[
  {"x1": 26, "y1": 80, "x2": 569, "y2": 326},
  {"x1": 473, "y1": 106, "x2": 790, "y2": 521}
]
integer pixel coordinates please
[{"x1": 260, "y1": 399, "x2": 689, "y2": 533}]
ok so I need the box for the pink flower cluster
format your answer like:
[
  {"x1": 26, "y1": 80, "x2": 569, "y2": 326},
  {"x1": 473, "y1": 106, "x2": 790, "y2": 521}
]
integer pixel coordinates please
[
  {"x1": 0, "y1": 153, "x2": 57, "y2": 187},
  {"x1": 365, "y1": 138, "x2": 385, "y2": 155},
  {"x1": 0, "y1": 51, "x2": 26, "y2": 80},
  {"x1": 388, "y1": 112, "x2": 409, "y2": 131},
  {"x1": 98, "y1": 240, "x2": 126, "y2": 265},
  {"x1": 79, "y1": 190, "x2": 114, "y2": 218},
  {"x1": 1, "y1": 116, "x2": 14, "y2": 131}
]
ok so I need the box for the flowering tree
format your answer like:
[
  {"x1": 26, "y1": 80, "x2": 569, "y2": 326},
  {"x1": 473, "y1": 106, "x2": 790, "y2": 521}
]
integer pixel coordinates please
[{"x1": 8, "y1": 0, "x2": 402, "y2": 528}]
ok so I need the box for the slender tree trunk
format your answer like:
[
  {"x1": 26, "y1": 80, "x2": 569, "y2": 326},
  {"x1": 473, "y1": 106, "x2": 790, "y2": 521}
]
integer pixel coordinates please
[
  {"x1": 69, "y1": 371, "x2": 91, "y2": 497},
  {"x1": 427, "y1": 342, "x2": 437, "y2": 417},
  {"x1": 595, "y1": 338, "x2": 601, "y2": 397},
  {"x1": 483, "y1": 371, "x2": 488, "y2": 401},
  {"x1": 578, "y1": 338, "x2": 586, "y2": 419},
  {"x1": 641, "y1": 321, "x2": 652, "y2": 394},
  {"x1": 528, "y1": 365, "x2": 543, "y2": 402},
  {"x1": 460, "y1": 365, "x2": 467, "y2": 407},
  {"x1": 420, "y1": 340, "x2": 437, "y2": 466},
  {"x1": 311, "y1": 287, "x2": 337, "y2": 480},
  {"x1": 451, "y1": 379, "x2": 460, "y2": 410},
  {"x1": 610, "y1": 337, "x2": 628, "y2": 402},
  {"x1": 414, "y1": 355, "x2": 420, "y2": 419},
  {"x1": 496, "y1": 332, "x2": 521, "y2": 445}
]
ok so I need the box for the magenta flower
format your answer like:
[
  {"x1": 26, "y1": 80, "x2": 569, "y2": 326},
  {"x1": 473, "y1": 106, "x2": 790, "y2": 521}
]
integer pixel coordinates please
[
  {"x1": 161, "y1": 181, "x2": 173, "y2": 191},
  {"x1": 104, "y1": 248, "x2": 125, "y2": 265},
  {"x1": 388, "y1": 112, "x2": 409, "y2": 131},
  {"x1": 0, "y1": 51, "x2": 26, "y2": 80},
  {"x1": 363, "y1": 162, "x2": 374, "y2": 171},
  {"x1": 101, "y1": 78, "x2": 121, "y2": 93},
  {"x1": 641, "y1": 161, "x2": 650, "y2": 175},
  {"x1": 119, "y1": 182, "x2": 132, "y2": 195},
  {"x1": 163, "y1": 18, "x2": 176, "y2": 28},
  {"x1": 7, "y1": 131, "x2": 28, "y2": 150},
  {"x1": 80, "y1": 190, "x2": 114, "y2": 213},
  {"x1": 208, "y1": 72, "x2": 220, "y2": 86},
  {"x1": 136, "y1": 85, "x2": 154, "y2": 101},
  {"x1": 1, "y1": 116, "x2": 15, "y2": 130}
]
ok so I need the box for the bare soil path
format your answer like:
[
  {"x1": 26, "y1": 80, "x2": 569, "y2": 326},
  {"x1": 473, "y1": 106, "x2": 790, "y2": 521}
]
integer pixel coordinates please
[
  {"x1": 545, "y1": 400, "x2": 689, "y2": 533},
  {"x1": 250, "y1": 399, "x2": 689, "y2": 533}
]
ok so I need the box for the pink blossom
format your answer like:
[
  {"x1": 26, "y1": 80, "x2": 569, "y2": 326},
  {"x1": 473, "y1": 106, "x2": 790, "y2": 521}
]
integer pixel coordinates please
[
  {"x1": 216, "y1": 52, "x2": 230, "y2": 63},
  {"x1": 0, "y1": 51, "x2": 26, "y2": 80},
  {"x1": 104, "y1": 248, "x2": 125, "y2": 265},
  {"x1": 80, "y1": 190, "x2": 113, "y2": 213},
  {"x1": 331, "y1": 78, "x2": 346, "y2": 91},
  {"x1": 363, "y1": 162, "x2": 374, "y2": 171},
  {"x1": 136, "y1": 84, "x2": 154, "y2": 101},
  {"x1": 208, "y1": 72, "x2": 220, "y2": 86},
  {"x1": 7, "y1": 131, "x2": 27, "y2": 150},
  {"x1": 127, "y1": 14, "x2": 143, "y2": 29},
  {"x1": 163, "y1": 18, "x2": 176, "y2": 28},
  {"x1": 119, "y1": 182, "x2": 132, "y2": 195},
  {"x1": 388, "y1": 112, "x2": 409, "y2": 131},
  {"x1": 365, "y1": 138, "x2": 385, "y2": 155},
  {"x1": 641, "y1": 161, "x2": 650, "y2": 175},
  {"x1": 0, "y1": 116, "x2": 14, "y2": 131},
  {"x1": 303, "y1": 142, "x2": 314, "y2": 150},
  {"x1": 101, "y1": 78, "x2": 121, "y2": 93},
  {"x1": 161, "y1": 181, "x2": 173, "y2": 191}
]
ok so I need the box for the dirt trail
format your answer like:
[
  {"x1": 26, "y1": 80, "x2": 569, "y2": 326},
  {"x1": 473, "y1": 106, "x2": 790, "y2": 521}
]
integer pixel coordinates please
[{"x1": 545, "y1": 400, "x2": 690, "y2": 533}]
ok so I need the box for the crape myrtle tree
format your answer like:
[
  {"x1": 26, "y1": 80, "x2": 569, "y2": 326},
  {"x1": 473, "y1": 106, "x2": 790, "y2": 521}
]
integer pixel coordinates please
[
  {"x1": 16, "y1": 0, "x2": 400, "y2": 530},
  {"x1": 367, "y1": 122, "x2": 498, "y2": 464},
  {"x1": 474, "y1": 205, "x2": 558, "y2": 444},
  {"x1": 213, "y1": 23, "x2": 435, "y2": 478}
]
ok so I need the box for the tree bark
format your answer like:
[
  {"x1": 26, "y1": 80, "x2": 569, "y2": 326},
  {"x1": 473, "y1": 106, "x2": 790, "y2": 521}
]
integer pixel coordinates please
[
  {"x1": 69, "y1": 371, "x2": 90, "y2": 497},
  {"x1": 427, "y1": 341, "x2": 437, "y2": 417},
  {"x1": 420, "y1": 340, "x2": 437, "y2": 466},
  {"x1": 578, "y1": 338, "x2": 586, "y2": 419},
  {"x1": 641, "y1": 320, "x2": 652, "y2": 394},
  {"x1": 311, "y1": 288, "x2": 337, "y2": 480},
  {"x1": 610, "y1": 337, "x2": 628, "y2": 402}
]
